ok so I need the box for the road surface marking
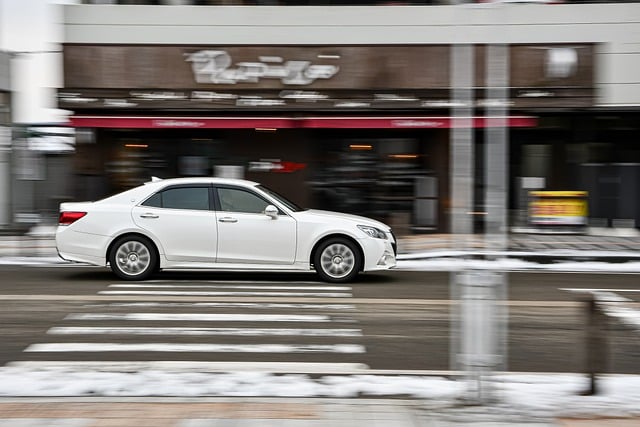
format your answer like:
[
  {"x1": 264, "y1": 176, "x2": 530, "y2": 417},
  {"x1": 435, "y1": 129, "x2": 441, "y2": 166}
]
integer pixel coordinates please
[
  {"x1": 47, "y1": 326, "x2": 362, "y2": 337},
  {"x1": 64, "y1": 313, "x2": 334, "y2": 322},
  {"x1": 144, "y1": 280, "x2": 323, "y2": 284},
  {"x1": 561, "y1": 288, "x2": 640, "y2": 293},
  {"x1": 24, "y1": 343, "x2": 366, "y2": 353},
  {"x1": 109, "y1": 284, "x2": 351, "y2": 291},
  {"x1": 0, "y1": 294, "x2": 583, "y2": 306},
  {"x1": 99, "y1": 290, "x2": 352, "y2": 297},
  {"x1": 82, "y1": 302, "x2": 356, "y2": 310}
]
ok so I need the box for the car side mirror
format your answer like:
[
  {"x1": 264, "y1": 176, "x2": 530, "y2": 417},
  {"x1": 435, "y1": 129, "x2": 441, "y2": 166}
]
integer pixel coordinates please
[{"x1": 264, "y1": 205, "x2": 279, "y2": 219}]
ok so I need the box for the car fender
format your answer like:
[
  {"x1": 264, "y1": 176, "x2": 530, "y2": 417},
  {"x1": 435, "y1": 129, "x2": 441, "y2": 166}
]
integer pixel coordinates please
[
  {"x1": 300, "y1": 227, "x2": 366, "y2": 265},
  {"x1": 105, "y1": 227, "x2": 167, "y2": 265}
]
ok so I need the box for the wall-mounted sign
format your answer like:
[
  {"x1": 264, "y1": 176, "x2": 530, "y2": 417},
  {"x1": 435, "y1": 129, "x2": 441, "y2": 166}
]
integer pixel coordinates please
[
  {"x1": 249, "y1": 159, "x2": 307, "y2": 173},
  {"x1": 529, "y1": 191, "x2": 588, "y2": 226},
  {"x1": 62, "y1": 44, "x2": 594, "y2": 112},
  {"x1": 185, "y1": 50, "x2": 339, "y2": 85}
]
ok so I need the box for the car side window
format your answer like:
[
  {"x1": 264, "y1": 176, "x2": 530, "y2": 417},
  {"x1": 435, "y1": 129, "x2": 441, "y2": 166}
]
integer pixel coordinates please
[
  {"x1": 142, "y1": 187, "x2": 210, "y2": 211},
  {"x1": 142, "y1": 192, "x2": 162, "y2": 208},
  {"x1": 217, "y1": 187, "x2": 270, "y2": 214}
]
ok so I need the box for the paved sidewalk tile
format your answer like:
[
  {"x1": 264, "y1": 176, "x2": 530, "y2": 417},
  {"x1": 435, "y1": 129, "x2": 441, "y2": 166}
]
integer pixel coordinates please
[
  {"x1": 556, "y1": 418, "x2": 640, "y2": 427},
  {"x1": 0, "y1": 400, "x2": 422, "y2": 427},
  {"x1": 0, "y1": 399, "x2": 567, "y2": 427}
]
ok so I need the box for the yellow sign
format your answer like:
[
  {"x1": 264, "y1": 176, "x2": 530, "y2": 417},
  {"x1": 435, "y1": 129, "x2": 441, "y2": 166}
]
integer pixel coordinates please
[{"x1": 529, "y1": 191, "x2": 588, "y2": 226}]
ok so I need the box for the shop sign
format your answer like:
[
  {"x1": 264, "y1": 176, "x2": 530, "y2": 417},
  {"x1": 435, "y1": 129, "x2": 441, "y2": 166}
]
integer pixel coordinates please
[
  {"x1": 249, "y1": 159, "x2": 306, "y2": 173},
  {"x1": 152, "y1": 119, "x2": 206, "y2": 128},
  {"x1": 529, "y1": 191, "x2": 588, "y2": 226},
  {"x1": 185, "y1": 50, "x2": 339, "y2": 85},
  {"x1": 391, "y1": 119, "x2": 445, "y2": 128}
]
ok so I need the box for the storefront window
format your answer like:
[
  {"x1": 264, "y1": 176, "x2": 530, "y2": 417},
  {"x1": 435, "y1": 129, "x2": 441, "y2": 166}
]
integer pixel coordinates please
[{"x1": 309, "y1": 136, "x2": 433, "y2": 231}]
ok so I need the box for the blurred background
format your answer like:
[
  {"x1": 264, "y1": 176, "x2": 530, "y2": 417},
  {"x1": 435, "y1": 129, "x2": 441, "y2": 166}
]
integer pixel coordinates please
[{"x1": 0, "y1": 0, "x2": 639, "y2": 237}]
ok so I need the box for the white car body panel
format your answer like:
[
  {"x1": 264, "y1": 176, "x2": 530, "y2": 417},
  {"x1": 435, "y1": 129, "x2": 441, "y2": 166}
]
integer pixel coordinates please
[
  {"x1": 132, "y1": 205, "x2": 216, "y2": 263},
  {"x1": 55, "y1": 177, "x2": 396, "y2": 281},
  {"x1": 215, "y1": 211, "x2": 297, "y2": 265}
]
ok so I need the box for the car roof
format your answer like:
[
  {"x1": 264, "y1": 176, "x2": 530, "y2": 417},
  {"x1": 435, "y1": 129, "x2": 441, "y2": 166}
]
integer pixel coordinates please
[
  {"x1": 144, "y1": 177, "x2": 260, "y2": 187},
  {"x1": 97, "y1": 177, "x2": 262, "y2": 205}
]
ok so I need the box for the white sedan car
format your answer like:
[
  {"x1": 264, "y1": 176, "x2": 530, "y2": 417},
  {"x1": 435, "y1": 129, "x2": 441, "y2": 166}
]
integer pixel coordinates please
[{"x1": 56, "y1": 177, "x2": 397, "y2": 282}]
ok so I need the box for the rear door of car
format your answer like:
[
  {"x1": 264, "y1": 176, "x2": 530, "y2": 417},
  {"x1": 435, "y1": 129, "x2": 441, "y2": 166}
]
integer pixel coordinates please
[
  {"x1": 213, "y1": 185, "x2": 296, "y2": 265},
  {"x1": 132, "y1": 184, "x2": 217, "y2": 263}
]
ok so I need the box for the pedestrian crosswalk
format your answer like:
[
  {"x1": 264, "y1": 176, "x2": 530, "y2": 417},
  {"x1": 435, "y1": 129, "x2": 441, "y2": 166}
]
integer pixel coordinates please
[{"x1": 17, "y1": 280, "x2": 368, "y2": 373}]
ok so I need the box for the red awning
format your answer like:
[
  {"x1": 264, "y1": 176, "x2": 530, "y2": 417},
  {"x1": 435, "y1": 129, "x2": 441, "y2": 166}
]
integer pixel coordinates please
[
  {"x1": 301, "y1": 116, "x2": 536, "y2": 129},
  {"x1": 67, "y1": 116, "x2": 294, "y2": 129},
  {"x1": 68, "y1": 115, "x2": 537, "y2": 129}
]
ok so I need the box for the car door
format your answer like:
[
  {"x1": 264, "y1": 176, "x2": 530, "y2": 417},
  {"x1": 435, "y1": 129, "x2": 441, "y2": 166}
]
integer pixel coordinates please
[
  {"x1": 214, "y1": 185, "x2": 296, "y2": 265},
  {"x1": 132, "y1": 185, "x2": 217, "y2": 263}
]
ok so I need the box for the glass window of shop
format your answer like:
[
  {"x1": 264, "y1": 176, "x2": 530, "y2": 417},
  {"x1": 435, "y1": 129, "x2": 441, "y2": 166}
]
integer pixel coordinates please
[
  {"x1": 72, "y1": 127, "x2": 447, "y2": 233},
  {"x1": 74, "y1": 129, "x2": 232, "y2": 199},
  {"x1": 308, "y1": 130, "x2": 441, "y2": 234}
]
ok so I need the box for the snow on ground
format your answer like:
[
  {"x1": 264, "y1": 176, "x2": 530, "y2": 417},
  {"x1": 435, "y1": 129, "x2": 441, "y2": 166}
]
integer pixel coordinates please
[
  {"x1": 0, "y1": 367, "x2": 639, "y2": 418},
  {"x1": 398, "y1": 256, "x2": 640, "y2": 272}
]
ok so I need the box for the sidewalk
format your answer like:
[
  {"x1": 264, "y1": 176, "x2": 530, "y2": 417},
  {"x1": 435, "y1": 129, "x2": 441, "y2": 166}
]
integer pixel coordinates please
[
  {"x1": 0, "y1": 397, "x2": 549, "y2": 427},
  {"x1": 0, "y1": 396, "x2": 638, "y2": 426}
]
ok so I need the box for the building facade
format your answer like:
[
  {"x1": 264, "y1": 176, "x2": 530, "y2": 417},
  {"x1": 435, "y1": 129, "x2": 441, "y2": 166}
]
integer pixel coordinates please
[
  {"x1": 58, "y1": 3, "x2": 640, "y2": 233},
  {"x1": 0, "y1": 51, "x2": 10, "y2": 227}
]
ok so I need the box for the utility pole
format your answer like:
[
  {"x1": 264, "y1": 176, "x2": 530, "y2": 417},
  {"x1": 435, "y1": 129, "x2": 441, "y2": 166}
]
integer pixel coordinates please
[{"x1": 450, "y1": 40, "x2": 510, "y2": 404}]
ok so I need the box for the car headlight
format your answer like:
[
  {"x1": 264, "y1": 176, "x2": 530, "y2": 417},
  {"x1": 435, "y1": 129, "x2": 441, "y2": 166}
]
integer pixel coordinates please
[{"x1": 357, "y1": 225, "x2": 388, "y2": 239}]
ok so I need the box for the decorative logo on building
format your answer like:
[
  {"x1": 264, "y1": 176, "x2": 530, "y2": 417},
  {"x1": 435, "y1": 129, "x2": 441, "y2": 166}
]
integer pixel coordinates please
[
  {"x1": 185, "y1": 50, "x2": 339, "y2": 85},
  {"x1": 249, "y1": 159, "x2": 307, "y2": 173},
  {"x1": 545, "y1": 48, "x2": 578, "y2": 79}
]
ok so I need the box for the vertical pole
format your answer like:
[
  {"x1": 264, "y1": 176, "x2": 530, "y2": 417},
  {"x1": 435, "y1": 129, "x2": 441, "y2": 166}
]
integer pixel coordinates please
[
  {"x1": 484, "y1": 43, "x2": 510, "y2": 373},
  {"x1": 450, "y1": 44, "x2": 475, "y2": 373},
  {"x1": 450, "y1": 44, "x2": 475, "y2": 242},
  {"x1": 0, "y1": 126, "x2": 10, "y2": 227},
  {"x1": 484, "y1": 44, "x2": 509, "y2": 253},
  {"x1": 583, "y1": 295, "x2": 608, "y2": 395}
]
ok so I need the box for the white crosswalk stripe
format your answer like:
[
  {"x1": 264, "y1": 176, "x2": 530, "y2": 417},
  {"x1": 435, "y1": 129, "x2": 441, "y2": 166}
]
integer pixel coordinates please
[
  {"x1": 25, "y1": 343, "x2": 366, "y2": 354},
  {"x1": 21, "y1": 280, "x2": 368, "y2": 373},
  {"x1": 47, "y1": 326, "x2": 363, "y2": 337},
  {"x1": 64, "y1": 313, "x2": 335, "y2": 322},
  {"x1": 109, "y1": 284, "x2": 351, "y2": 291},
  {"x1": 99, "y1": 290, "x2": 352, "y2": 297}
]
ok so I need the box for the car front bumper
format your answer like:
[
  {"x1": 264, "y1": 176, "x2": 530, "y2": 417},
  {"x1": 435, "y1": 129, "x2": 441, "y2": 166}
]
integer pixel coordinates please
[{"x1": 359, "y1": 235, "x2": 397, "y2": 272}]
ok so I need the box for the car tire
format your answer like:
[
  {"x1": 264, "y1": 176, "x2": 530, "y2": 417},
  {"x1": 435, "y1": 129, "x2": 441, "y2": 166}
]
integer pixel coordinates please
[
  {"x1": 109, "y1": 235, "x2": 158, "y2": 281},
  {"x1": 314, "y1": 237, "x2": 361, "y2": 283}
]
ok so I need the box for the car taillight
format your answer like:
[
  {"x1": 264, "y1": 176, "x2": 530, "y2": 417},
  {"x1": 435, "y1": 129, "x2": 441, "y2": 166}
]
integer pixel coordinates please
[{"x1": 59, "y1": 211, "x2": 87, "y2": 225}]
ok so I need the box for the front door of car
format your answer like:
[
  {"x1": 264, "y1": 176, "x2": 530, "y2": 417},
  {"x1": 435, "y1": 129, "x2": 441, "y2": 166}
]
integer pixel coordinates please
[
  {"x1": 214, "y1": 186, "x2": 296, "y2": 264},
  {"x1": 132, "y1": 185, "x2": 216, "y2": 263}
]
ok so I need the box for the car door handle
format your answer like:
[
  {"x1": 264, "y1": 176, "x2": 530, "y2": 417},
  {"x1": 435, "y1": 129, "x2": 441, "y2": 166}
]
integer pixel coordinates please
[
  {"x1": 139, "y1": 213, "x2": 159, "y2": 219},
  {"x1": 219, "y1": 217, "x2": 238, "y2": 223}
]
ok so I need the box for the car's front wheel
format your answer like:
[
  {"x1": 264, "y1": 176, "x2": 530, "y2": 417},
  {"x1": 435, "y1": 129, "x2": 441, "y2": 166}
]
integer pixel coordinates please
[
  {"x1": 109, "y1": 235, "x2": 158, "y2": 281},
  {"x1": 314, "y1": 238, "x2": 361, "y2": 283}
]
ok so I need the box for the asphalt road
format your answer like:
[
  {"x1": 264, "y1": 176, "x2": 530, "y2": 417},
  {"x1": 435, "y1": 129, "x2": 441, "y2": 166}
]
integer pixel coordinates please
[{"x1": 0, "y1": 266, "x2": 639, "y2": 374}]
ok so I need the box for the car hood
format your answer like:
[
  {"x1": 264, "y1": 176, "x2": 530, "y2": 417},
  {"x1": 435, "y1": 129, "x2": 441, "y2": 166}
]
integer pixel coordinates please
[{"x1": 294, "y1": 209, "x2": 391, "y2": 232}]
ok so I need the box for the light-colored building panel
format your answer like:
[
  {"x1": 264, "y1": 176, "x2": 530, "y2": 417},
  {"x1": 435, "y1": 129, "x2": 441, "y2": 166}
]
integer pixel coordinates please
[
  {"x1": 600, "y1": 52, "x2": 640, "y2": 84},
  {"x1": 61, "y1": 4, "x2": 640, "y2": 46},
  {"x1": 62, "y1": 22, "x2": 637, "y2": 46},
  {"x1": 63, "y1": 4, "x2": 640, "y2": 28},
  {"x1": 598, "y1": 84, "x2": 640, "y2": 106}
]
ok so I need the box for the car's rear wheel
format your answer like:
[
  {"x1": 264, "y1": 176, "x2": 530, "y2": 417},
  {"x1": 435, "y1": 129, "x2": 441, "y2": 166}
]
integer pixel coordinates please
[
  {"x1": 109, "y1": 235, "x2": 158, "y2": 281},
  {"x1": 314, "y1": 238, "x2": 361, "y2": 283}
]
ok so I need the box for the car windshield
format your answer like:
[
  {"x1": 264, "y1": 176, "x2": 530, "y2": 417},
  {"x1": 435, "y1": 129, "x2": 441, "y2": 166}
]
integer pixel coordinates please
[{"x1": 257, "y1": 185, "x2": 306, "y2": 212}]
